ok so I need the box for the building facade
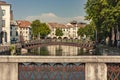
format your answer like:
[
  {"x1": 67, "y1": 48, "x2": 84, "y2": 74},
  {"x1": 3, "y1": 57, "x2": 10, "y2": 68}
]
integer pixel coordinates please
[
  {"x1": 0, "y1": 1, "x2": 11, "y2": 45},
  {"x1": 10, "y1": 22, "x2": 19, "y2": 43},
  {"x1": 16, "y1": 20, "x2": 32, "y2": 42},
  {"x1": 47, "y1": 22, "x2": 86, "y2": 39},
  {"x1": 0, "y1": 6, "x2": 2, "y2": 36}
]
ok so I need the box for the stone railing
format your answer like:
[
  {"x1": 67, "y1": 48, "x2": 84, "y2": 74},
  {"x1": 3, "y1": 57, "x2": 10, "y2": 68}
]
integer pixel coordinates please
[{"x1": 0, "y1": 56, "x2": 120, "y2": 80}]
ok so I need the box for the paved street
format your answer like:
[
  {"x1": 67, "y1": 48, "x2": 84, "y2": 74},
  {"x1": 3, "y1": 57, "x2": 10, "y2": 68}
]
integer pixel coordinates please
[{"x1": 98, "y1": 44, "x2": 120, "y2": 55}]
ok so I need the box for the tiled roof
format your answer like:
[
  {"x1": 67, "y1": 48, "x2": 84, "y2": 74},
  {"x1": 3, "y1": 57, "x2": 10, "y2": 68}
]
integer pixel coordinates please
[
  {"x1": 77, "y1": 23, "x2": 86, "y2": 28},
  {"x1": 48, "y1": 22, "x2": 86, "y2": 28},
  {"x1": 48, "y1": 23, "x2": 66, "y2": 28},
  {"x1": 0, "y1": 1, "x2": 10, "y2": 5},
  {"x1": 16, "y1": 20, "x2": 31, "y2": 28}
]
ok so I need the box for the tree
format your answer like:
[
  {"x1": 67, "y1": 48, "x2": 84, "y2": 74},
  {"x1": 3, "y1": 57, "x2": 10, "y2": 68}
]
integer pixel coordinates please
[
  {"x1": 85, "y1": 0, "x2": 120, "y2": 46},
  {"x1": 77, "y1": 27, "x2": 85, "y2": 37},
  {"x1": 39, "y1": 23, "x2": 51, "y2": 38},
  {"x1": 77, "y1": 22, "x2": 96, "y2": 40},
  {"x1": 55, "y1": 28, "x2": 63, "y2": 37},
  {"x1": 31, "y1": 20, "x2": 51, "y2": 39},
  {"x1": 31, "y1": 20, "x2": 40, "y2": 38},
  {"x1": 84, "y1": 22, "x2": 96, "y2": 40}
]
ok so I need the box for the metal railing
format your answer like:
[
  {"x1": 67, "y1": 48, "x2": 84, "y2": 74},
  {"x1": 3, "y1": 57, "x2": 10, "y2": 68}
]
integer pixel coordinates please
[{"x1": 21, "y1": 39, "x2": 95, "y2": 50}]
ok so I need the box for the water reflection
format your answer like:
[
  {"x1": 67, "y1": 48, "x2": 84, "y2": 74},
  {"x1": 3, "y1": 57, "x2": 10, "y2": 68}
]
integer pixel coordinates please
[{"x1": 27, "y1": 45, "x2": 91, "y2": 56}]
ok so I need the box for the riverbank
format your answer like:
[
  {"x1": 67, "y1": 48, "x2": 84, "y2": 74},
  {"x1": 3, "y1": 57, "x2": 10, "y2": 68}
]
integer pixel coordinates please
[{"x1": 97, "y1": 44, "x2": 120, "y2": 55}]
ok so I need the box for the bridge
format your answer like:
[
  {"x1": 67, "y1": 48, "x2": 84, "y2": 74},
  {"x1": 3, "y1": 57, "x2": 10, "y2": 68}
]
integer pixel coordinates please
[
  {"x1": 21, "y1": 39, "x2": 95, "y2": 50},
  {"x1": 0, "y1": 46, "x2": 10, "y2": 55},
  {"x1": 0, "y1": 39, "x2": 95, "y2": 55}
]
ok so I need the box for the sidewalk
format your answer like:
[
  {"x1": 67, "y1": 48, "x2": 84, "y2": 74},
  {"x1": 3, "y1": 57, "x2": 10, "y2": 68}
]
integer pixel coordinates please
[{"x1": 97, "y1": 44, "x2": 120, "y2": 55}]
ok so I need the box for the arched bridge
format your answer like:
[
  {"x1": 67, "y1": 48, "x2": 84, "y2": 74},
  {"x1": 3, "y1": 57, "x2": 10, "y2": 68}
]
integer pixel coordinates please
[{"x1": 21, "y1": 39, "x2": 95, "y2": 50}]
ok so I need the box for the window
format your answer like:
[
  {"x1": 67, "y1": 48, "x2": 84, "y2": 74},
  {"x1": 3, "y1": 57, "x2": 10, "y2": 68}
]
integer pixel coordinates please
[
  {"x1": 2, "y1": 10, "x2": 5, "y2": 16},
  {"x1": 2, "y1": 20, "x2": 5, "y2": 27},
  {"x1": 10, "y1": 26, "x2": 12, "y2": 29},
  {"x1": 10, "y1": 31, "x2": 12, "y2": 36},
  {"x1": 16, "y1": 31, "x2": 18, "y2": 36}
]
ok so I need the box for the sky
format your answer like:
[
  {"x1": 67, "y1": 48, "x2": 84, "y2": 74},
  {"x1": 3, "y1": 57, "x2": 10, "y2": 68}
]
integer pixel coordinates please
[{"x1": 5, "y1": 0, "x2": 87, "y2": 23}]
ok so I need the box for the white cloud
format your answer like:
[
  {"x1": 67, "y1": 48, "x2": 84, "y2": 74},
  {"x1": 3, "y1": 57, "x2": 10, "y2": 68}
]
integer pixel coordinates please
[{"x1": 25, "y1": 12, "x2": 89, "y2": 24}]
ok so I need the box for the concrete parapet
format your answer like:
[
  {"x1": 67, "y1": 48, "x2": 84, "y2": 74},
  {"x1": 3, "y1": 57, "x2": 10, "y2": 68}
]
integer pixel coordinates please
[
  {"x1": 0, "y1": 56, "x2": 120, "y2": 80},
  {"x1": 86, "y1": 63, "x2": 107, "y2": 80}
]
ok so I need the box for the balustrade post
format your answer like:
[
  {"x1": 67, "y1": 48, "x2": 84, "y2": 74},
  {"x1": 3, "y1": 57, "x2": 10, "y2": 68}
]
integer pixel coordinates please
[
  {"x1": 85, "y1": 63, "x2": 107, "y2": 80},
  {"x1": 0, "y1": 62, "x2": 18, "y2": 80}
]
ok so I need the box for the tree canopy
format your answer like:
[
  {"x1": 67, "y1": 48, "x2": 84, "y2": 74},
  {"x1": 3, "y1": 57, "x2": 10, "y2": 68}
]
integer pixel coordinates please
[
  {"x1": 85, "y1": 0, "x2": 120, "y2": 44},
  {"x1": 84, "y1": 22, "x2": 96, "y2": 40},
  {"x1": 55, "y1": 28, "x2": 63, "y2": 37},
  {"x1": 77, "y1": 27, "x2": 85, "y2": 37},
  {"x1": 31, "y1": 20, "x2": 51, "y2": 39},
  {"x1": 77, "y1": 22, "x2": 95, "y2": 40}
]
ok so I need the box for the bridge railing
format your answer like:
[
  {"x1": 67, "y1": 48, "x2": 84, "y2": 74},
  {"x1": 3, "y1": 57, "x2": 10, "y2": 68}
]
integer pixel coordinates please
[
  {"x1": 22, "y1": 39, "x2": 94, "y2": 44},
  {"x1": 21, "y1": 39, "x2": 95, "y2": 49},
  {"x1": 0, "y1": 46, "x2": 10, "y2": 55},
  {"x1": 0, "y1": 56, "x2": 120, "y2": 80}
]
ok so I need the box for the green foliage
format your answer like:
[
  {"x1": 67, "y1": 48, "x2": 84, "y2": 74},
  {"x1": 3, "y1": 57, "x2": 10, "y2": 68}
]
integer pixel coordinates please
[
  {"x1": 77, "y1": 27, "x2": 85, "y2": 37},
  {"x1": 10, "y1": 45, "x2": 15, "y2": 52},
  {"x1": 84, "y1": 22, "x2": 96, "y2": 39},
  {"x1": 77, "y1": 22, "x2": 96, "y2": 40},
  {"x1": 39, "y1": 23, "x2": 51, "y2": 38},
  {"x1": 31, "y1": 20, "x2": 40, "y2": 37},
  {"x1": 55, "y1": 28, "x2": 63, "y2": 37},
  {"x1": 10, "y1": 45, "x2": 15, "y2": 55},
  {"x1": 31, "y1": 20, "x2": 51, "y2": 38},
  {"x1": 85, "y1": 0, "x2": 120, "y2": 42}
]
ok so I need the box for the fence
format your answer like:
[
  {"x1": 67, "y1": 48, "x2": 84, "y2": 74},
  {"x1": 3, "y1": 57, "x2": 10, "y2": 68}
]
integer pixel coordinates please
[{"x1": 0, "y1": 56, "x2": 120, "y2": 80}]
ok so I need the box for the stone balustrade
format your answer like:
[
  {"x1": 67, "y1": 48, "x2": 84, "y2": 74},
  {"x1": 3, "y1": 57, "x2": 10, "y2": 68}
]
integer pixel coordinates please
[{"x1": 0, "y1": 56, "x2": 120, "y2": 80}]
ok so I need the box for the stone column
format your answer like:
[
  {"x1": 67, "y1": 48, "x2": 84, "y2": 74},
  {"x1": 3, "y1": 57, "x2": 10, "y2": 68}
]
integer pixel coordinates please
[
  {"x1": 0, "y1": 63, "x2": 18, "y2": 80},
  {"x1": 85, "y1": 63, "x2": 107, "y2": 80}
]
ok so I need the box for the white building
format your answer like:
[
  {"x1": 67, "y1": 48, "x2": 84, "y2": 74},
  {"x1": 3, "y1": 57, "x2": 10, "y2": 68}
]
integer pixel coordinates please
[
  {"x1": 16, "y1": 20, "x2": 32, "y2": 42},
  {"x1": 47, "y1": 21, "x2": 86, "y2": 39},
  {"x1": 10, "y1": 22, "x2": 19, "y2": 43},
  {"x1": 0, "y1": 1, "x2": 11, "y2": 45},
  {"x1": 0, "y1": 6, "x2": 2, "y2": 36}
]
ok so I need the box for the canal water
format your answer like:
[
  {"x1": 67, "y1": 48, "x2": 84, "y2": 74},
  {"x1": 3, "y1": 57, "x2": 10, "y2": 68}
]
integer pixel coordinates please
[{"x1": 26, "y1": 45, "x2": 91, "y2": 56}]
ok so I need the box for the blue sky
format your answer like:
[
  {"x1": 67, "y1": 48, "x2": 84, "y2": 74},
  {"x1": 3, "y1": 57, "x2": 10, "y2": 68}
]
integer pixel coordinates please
[{"x1": 5, "y1": 0, "x2": 87, "y2": 23}]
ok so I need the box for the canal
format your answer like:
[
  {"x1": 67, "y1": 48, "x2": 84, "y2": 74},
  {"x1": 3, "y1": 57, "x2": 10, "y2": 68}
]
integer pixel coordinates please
[{"x1": 25, "y1": 45, "x2": 91, "y2": 56}]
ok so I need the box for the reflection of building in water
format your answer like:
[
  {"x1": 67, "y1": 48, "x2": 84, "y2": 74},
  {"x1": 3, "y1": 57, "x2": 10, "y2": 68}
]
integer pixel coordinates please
[{"x1": 47, "y1": 45, "x2": 79, "y2": 56}]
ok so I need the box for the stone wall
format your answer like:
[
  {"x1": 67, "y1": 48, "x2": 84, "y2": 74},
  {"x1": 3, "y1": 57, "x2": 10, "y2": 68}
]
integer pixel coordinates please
[{"x1": 0, "y1": 56, "x2": 120, "y2": 80}]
